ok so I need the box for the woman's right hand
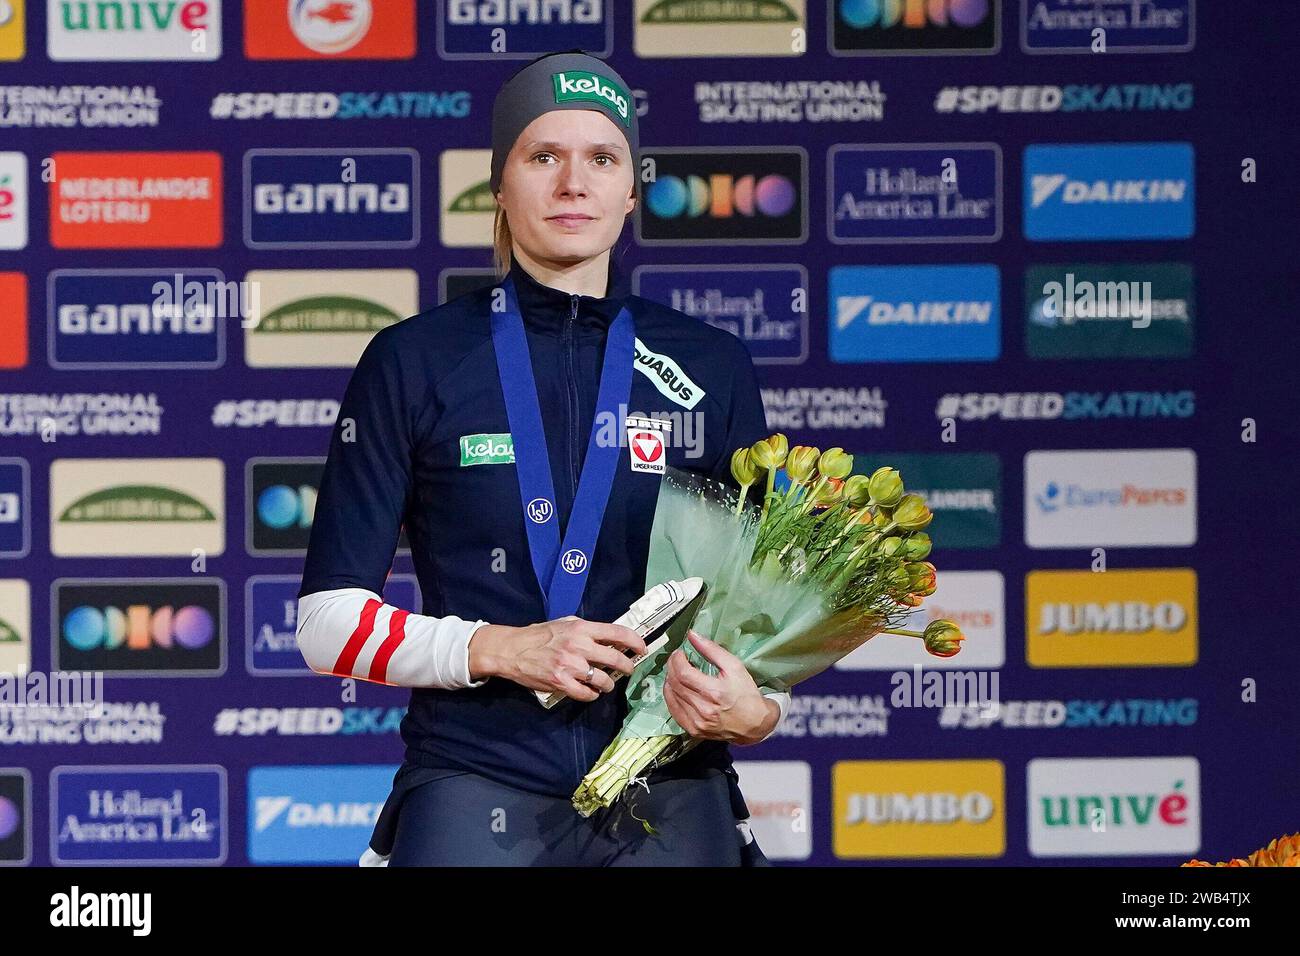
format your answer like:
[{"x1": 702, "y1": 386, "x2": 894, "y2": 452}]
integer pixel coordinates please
[{"x1": 468, "y1": 617, "x2": 648, "y2": 701}]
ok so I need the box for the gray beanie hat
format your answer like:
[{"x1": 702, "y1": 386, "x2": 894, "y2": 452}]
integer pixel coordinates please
[{"x1": 490, "y1": 50, "x2": 639, "y2": 197}]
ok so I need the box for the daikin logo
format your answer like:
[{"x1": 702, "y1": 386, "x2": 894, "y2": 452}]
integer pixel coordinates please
[
  {"x1": 1029, "y1": 173, "x2": 1188, "y2": 207},
  {"x1": 553, "y1": 71, "x2": 631, "y2": 126}
]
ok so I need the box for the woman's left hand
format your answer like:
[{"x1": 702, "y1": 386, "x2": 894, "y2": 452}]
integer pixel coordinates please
[{"x1": 663, "y1": 629, "x2": 780, "y2": 745}]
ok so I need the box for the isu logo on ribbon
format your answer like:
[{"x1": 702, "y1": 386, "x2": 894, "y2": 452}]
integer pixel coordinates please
[
  {"x1": 526, "y1": 497, "x2": 553, "y2": 524},
  {"x1": 561, "y1": 548, "x2": 588, "y2": 575},
  {"x1": 626, "y1": 416, "x2": 672, "y2": 475}
]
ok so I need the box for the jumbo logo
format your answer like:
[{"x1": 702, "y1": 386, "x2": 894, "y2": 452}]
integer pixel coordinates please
[
  {"x1": 0, "y1": 0, "x2": 24, "y2": 61},
  {"x1": 552, "y1": 71, "x2": 631, "y2": 126},
  {"x1": 49, "y1": 458, "x2": 224, "y2": 557},
  {"x1": 833, "y1": 759, "x2": 1005, "y2": 858},
  {"x1": 632, "y1": 337, "x2": 704, "y2": 410},
  {"x1": 1026, "y1": 569, "x2": 1197, "y2": 668}
]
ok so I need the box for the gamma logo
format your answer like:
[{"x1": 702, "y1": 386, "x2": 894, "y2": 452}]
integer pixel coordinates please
[
  {"x1": 637, "y1": 147, "x2": 806, "y2": 245},
  {"x1": 552, "y1": 71, "x2": 631, "y2": 126}
]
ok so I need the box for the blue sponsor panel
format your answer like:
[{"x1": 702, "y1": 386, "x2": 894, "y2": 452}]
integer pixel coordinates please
[
  {"x1": 247, "y1": 574, "x2": 419, "y2": 675},
  {"x1": 0, "y1": 459, "x2": 28, "y2": 558},
  {"x1": 47, "y1": 270, "x2": 226, "y2": 368},
  {"x1": 829, "y1": 144, "x2": 1001, "y2": 243},
  {"x1": 244, "y1": 148, "x2": 419, "y2": 249},
  {"x1": 1023, "y1": 143, "x2": 1195, "y2": 241},
  {"x1": 635, "y1": 265, "x2": 809, "y2": 364},
  {"x1": 51, "y1": 766, "x2": 226, "y2": 865},
  {"x1": 829, "y1": 265, "x2": 1001, "y2": 362},
  {"x1": 439, "y1": 3, "x2": 612, "y2": 57},
  {"x1": 1022, "y1": 0, "x2": 1195, "y2": 53},
  {"x1": 247, "y1": 765, "x2": 398, "y2": 864}
]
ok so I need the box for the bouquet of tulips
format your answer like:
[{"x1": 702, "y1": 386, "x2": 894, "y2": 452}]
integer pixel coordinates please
[{"x1": 572, "y1": 433, "x2": 967, "y2": 818}]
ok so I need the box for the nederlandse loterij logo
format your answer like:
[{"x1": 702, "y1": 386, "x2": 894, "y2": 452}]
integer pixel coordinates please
[
  {"x1": 552, "y1": 71, "x2": 631, "y2": 127},
  {"x1": 459, "y1": 433, "x2": 514, "y2": 466}
]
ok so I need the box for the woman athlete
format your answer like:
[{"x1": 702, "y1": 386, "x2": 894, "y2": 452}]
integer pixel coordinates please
[{"x1": 296, "y1": 50, "x2": 789, "y2": 866}]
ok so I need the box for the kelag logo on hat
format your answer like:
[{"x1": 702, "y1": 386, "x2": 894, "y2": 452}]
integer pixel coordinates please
[{"x1": 552, "y1": 71, "x2": 631, "y2": 126}]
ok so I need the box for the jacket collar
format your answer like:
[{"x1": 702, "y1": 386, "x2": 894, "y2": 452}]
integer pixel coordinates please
[{"x1": 507, "y1": 256, "x2": 631, "y2": 337}]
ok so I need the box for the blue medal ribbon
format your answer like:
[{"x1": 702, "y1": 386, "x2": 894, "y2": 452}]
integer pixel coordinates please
[{"x1": 490, "y1": 275, "x2": 635, "y2": 619}]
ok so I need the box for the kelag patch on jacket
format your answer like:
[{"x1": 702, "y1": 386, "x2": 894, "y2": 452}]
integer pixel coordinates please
[{"x1": 459, "y1": 432, "x2": 514, "y2": 466}]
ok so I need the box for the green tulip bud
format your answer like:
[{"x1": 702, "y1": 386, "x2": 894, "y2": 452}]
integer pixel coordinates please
[
  {"x1": 843, "y1": 474, "x2": 872, "y2": 508},
  {"x1": 813, "y1": 477, "x2": 844, "y2": 507},
  {"x1": 817, "y1": 447, "x2": 853, "y2": 480},
  {"x1": 892, "y1": 494, "x2": 933, "y2": 531},
  {"x1": 885, "y1": 565, "x2": 912, "y2": 594},
  {"x1": 923, "y1": 619, "x2": 965, "y2": 658},
  {"x1": 867, "y1": 466, "x2": 904, "y2": 508},
  {"x1": 730, "y1": 447, "x2": 758, "y2": 486},
  {"x1": 750, "y1": 433, "x2": 788, "y2": 471},
  {"x1": 786, "y1": 445, "x2": 819, "y2": 483},
  {"x1": 872, "y1": 509, "x2": 892, "y2": 531},
  {"x1": 907, "y1": 562, "x2": 938, "y2": 596},
  {"x1": 878, "y1": 535, "x2": 904, "y2": 558},
  {"x1": 901, "y1": 533, "x2": 932, "y2": 561}
]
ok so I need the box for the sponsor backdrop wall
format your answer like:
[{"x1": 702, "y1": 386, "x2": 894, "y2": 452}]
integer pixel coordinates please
[{"x1": 0, "y1": 1, "x2": 1293, "y2": 866}]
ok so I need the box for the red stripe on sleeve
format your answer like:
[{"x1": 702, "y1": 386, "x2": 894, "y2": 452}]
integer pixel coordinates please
[
  {"x1": 331, "y1": 598, "x2": 382, "y2": 677},
  {"x1": 368, "y1": 608, "x2": 410, "y2": 684}
]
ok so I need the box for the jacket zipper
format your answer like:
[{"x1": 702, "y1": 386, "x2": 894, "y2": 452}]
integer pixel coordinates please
[{"x1": 565, "y1": 292, "x2": 586, "y2": 780}]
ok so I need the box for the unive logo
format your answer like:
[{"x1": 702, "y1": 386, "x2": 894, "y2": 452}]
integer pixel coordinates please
[
  {"x1": 635, "y1": 265, "x2": 809, "y2": 365},
  {"x1": 50, "y1": 458, "x2": 225, "y2": 557},
  {"x1": 633, "y1": 337, "x2": 705, "y2": 410},
  {"x1": 637, "y1": 148, "x2": 806, "y2": 244},
  {"x1": 244, "y1": 148, "x2": 419, "y2": 249},
  {"x1": 834, "y1": 759, "x2": 1005, "y2": 859},
  {"x1": 52, "y1": 766, "x2": 227, "y2": 865},
  {"x1": 1025, "y1": 449, "x2": 1196, "y2": 548},
  {"x1": 1028, "y1": 757, "x2": 1200, "y2": 858},
  {"x1": 53, "y1": 578, "x2": 225, "y2": 676},
  {"x1": 460, "y1": 433, "x2": 515, "y2": 467},
  {"x1": 1027, "y1": 569, "x2": 1197, "y2": 668},
  {"x1": 245, "y1": 0, "x2": 414, "y2": 60},
  {"x1": 1022, "y1": 0, "x2": 1194, "y2": 54},
  {"x1": 49, "y1": 269, "x2": 226, "y2": 369},
  {"x1": 833, "y1": 0, "x2": 999, "y2": 54},
  {"x1": 829, "y1": 265, "x2": 1001, "y2": 363},
  {"x1": 552, "y1": 71, "x2": 631, "y2": 126},
  {"x1": 0, "y1": 152, "x2": 28, "y2": 249},
  {"x1": 1024, "y1": 143, "x2": 1194, "y2": 241},
  {"x1": 247, "y1": 765, "x2": 396, "y2": 864},
  {"x1": 48, "y1": 0, "x2": 222, "y2": 60}
]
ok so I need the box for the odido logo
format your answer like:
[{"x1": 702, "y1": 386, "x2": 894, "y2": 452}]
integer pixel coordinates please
[
  {"x1": 637, "y1": 147, "x2": 806, "y2": 245},
  {"x1": 833, "y1": 759, "x2": 1005, "y2": 858},
  {"x1": 53, "y1": 578, "x2": 225, "y2": 676},
  {"x1": 832, "y1": 0, "x2": 1000, "y2": 55},
  {"x1": 244, "y1": 0, "x2": 415, "y2": 60}
]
